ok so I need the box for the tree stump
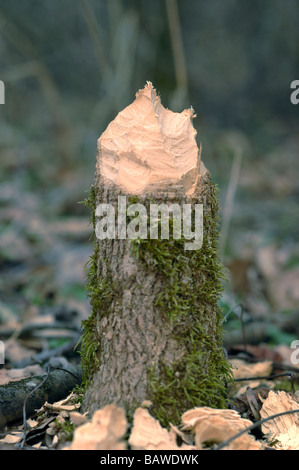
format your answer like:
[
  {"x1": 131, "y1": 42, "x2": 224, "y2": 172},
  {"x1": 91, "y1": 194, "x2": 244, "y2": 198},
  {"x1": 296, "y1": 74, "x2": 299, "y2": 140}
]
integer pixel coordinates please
[{"x1": 81, "y1": 82, "x2": 231, "y2": 425}]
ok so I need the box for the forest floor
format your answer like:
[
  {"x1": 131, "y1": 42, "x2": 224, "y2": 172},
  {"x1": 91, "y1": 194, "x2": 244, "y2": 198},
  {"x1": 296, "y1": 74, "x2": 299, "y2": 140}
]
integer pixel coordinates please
[{"x1": 0, "y1": 128, "x2": 299, "y2": 450}]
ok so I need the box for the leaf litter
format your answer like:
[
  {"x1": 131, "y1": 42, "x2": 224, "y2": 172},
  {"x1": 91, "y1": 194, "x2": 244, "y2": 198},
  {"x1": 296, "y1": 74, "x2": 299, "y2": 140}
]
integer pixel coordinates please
[
  {"x1": 1, "y1": 150, "x2": 299, "y2": 450},
  {"x1": 1, "y1": 355, "x2": 299, "y2": 450}
]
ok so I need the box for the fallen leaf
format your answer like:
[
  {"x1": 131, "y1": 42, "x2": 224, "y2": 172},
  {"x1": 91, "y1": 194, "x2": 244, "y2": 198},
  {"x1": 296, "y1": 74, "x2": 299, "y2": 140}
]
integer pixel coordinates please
[
  {"x1": 0, "y1": 364, "x2": 44, "y2": 385},
  {"x1": 256, "y1": 244, "x2": 279, "y2": 281},
  {"x1": 260, "y1": 390, "x2": 299, "y2": 450},
  {"x1": 0, "y1": 432, "x2": 23, "y2": 444},
  {"x1": 128, "y1": 408, "x2": 195, "y2": 450},
  {"x1": 181, "y1": 407, "x2": 262, "y2": 450},
  {"x1": 269, "y1": 268, "x2": 299, "y2": 311},
  {"x1": 256, "y1": 245, "x2": 299, "y2": 310},
  {"x1": 69, "y1": 411, "x2": 88, "y2": 427},
  {"x1": 169, "y1": 423, "x2": 194, "y2": 446},
  {"x1": 230, "y1": 344, "x2": 283, "y2": 363},
  {"x1": 229, "y1": 359, "x2": 274, "y2": 397},
  {"x1": 273, "y1": 344, "x2": 294, "y2": 366},
  {"x1": 230, "y1": 359, "x2": 273, "y2": 380},
  {"x1": 64, "y1": 404, "x2": 127, "y2": 450},
  {"x1": 2, "y1": 339, "x2": 37, "y2": 363}
]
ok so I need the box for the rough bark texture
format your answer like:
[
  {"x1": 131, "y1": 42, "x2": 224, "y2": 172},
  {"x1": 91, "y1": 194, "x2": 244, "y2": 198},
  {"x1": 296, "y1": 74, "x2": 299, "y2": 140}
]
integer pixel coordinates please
[{"x1": 81, "y1": 83, "x2": 231, "y2": 425}]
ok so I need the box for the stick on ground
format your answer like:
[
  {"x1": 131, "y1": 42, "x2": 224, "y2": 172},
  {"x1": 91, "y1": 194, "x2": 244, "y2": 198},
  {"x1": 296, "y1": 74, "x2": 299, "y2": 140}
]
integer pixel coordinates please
[{"x1": 0, "y1": 365, "x2": 82, "y2": 429}]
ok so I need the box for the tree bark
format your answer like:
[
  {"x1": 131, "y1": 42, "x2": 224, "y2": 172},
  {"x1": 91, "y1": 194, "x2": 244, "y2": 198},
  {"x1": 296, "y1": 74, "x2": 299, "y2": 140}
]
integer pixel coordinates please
[{"x1": 81, "y1": 83, "x2": 231, "y2": 425}]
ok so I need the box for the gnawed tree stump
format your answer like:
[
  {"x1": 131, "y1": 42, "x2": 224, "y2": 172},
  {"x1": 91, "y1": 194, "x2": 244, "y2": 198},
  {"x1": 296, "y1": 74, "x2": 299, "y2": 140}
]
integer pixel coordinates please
[{"x1": 81, "y1": 82, "x2": 231, "y2": 425}]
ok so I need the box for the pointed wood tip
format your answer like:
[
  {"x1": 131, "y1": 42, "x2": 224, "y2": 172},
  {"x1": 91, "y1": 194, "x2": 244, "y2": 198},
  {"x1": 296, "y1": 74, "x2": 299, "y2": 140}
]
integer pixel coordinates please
[{"x1": 97, "y1": 82, "x2": 201, "y2": 195}]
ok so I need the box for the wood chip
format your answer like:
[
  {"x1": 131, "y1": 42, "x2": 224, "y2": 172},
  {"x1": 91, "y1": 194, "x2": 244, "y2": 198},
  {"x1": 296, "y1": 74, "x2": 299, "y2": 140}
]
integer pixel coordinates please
[
  {"x1": 64, "y1": 405, "x2": 127, "y2": 450},
  {"x1": 260, "y1": 390, "x2": 299, "y2": 450},
  {"x1": 182, "y1": 407, "x2": 262, "y2": 450},
  {"x1": 128, "y1": 407, "x2": 195, "y2": 450}
]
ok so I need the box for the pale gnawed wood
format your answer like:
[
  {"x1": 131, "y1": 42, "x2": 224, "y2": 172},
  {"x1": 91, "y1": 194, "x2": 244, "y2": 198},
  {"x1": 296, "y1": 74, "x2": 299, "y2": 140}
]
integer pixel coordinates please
[{"x1": 97, "y1": 81, "x2": 200, "y2": 196}]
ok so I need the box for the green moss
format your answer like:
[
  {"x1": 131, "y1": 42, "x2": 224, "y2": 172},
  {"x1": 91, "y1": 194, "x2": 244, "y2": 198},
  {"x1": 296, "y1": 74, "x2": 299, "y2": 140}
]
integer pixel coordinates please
[
  {"x1": 129, "y1": 181, "x2": 233, "y2": 426},
  {"x1": 80, "y1": 180, "x2": 232, "y2": 426},
  {"x1": 273, "y1": 379, "x2": 299, "y2": 394},
  {"x1": 55, "y1": 418, "x2": 75, "y2": 443}
]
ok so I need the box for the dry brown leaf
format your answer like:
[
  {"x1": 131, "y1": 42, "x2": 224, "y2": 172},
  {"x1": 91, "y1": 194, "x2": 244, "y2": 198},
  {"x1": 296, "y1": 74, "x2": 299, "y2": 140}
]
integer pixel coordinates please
[
  {"x1": 0, "y1": 432, "x2": 23, "y2": 445},
  {"x1": 256, "y1": 244, "x2": 280, "y2": 280},
  {"x1": 256, "y1": 245, "x2": 299, "y2": 310},
  {"x1": 269, "y1": 268, "x2": 299, "y2": 311},
  {"x1": 69, "y1": 411, "x2": 89, "y2": 427},
  {"x1": 260, "y1": 390, "x2": 299, "y2": 450},
  {"x1": 64, "y1": 404, "x2": 127, "y2": 450},
  {"x1": 230, "y1": 359, "x2": 273, "y2": 396},
  {"x1": 273, "y1": 344, "x2": 294, "y2": 366},
  {"x1": 0, "y1": 364, "x2": 44, "y2": 385},
  {"x1": 129, "y1": 407, "x2": 195, "y2": 450},
  {"x1": 182, "y1": 407, "x2": 262, "y2": 450},
  {"x1": 27, "y1": 418, "x2": 38, "y2": 428},
  {"x1": 230, "y1": 359, "x2": 273, "y2": 380},
  {"x1": 169, "y1": 423, "x2": 194, "y2": 446},
  {"x1": 2, "y1": 339, "x2": 37, "y2": 364}
]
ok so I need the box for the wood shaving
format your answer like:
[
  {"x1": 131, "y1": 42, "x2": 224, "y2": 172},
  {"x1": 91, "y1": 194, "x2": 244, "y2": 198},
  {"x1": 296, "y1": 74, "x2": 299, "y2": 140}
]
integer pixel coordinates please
[
  {"x1": 64, "y1": 404, "x2": 127, "y2": 450},
  {"x1": 182, "y1": 407, "x2": 262, "y2": 450},
  {"x1": 129, "y1": 407, "x2": 195, "y2": 450},
  {"x1": 260, "y1": 390, "x2": 299, "y2": 450}
]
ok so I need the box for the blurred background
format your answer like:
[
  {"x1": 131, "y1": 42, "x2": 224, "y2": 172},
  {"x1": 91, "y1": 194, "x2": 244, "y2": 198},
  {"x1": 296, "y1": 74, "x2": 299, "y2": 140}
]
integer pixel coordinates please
[{"x1": 1, "y1": 0, "x2": 299, "y2": 365}]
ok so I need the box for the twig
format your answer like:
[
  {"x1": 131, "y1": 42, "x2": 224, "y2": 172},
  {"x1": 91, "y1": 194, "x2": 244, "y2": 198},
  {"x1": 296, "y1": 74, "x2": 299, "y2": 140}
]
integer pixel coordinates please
[
  {"x1": 222, "y1": 303, "x2": 247, "y2": 351},
  {"x1": 234, "y1": 371, "x2": 296, "y2": 382},
  {"x1": 0, "y1": 8, "x2": 71, "y2": 163},
  {"x1": 0, "y1": 322, "x2": 80, "y2": 339},
  {"x1": 0, "y1": 366, "x2": 82, "y2": 430},
  {"x1": 17, "y1": 366, "x2": 81, "y2": 448},
  {"x1": 213, "y1": 408, "x2": 299, "y2": 450},
  {"x1": 18, "y1": 366, "x2": 52, "y2": 448},
  {"x1": 54, "y1": 366, "x2": 82, "y2": 383},
  {"x1": 165, "y1": 0, "x2": 188, "y2": 108},
  {"x1": 13, "y1": 335, "x2": 80, "y2": 368},
  {"x1": 228, "y1": 354, "x2": 299, "y2": 375},
  {"x1": 234, "y1": 372, "x2": 297, "y2": 394},
  {"x1": 80, "y1": 0, "x2": 111, "y2": 85},
  {"x1": 219, "y1": 145, "x2": 243, "y2": 259}
]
